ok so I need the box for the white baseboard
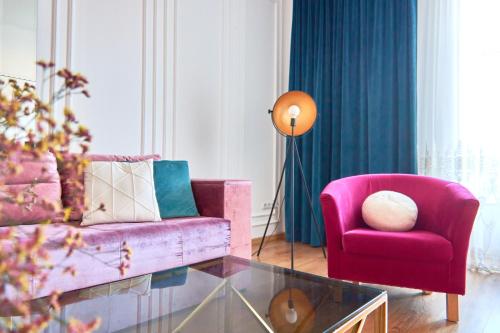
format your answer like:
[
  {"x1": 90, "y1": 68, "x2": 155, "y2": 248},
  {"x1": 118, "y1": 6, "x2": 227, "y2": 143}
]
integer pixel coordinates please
[{"x1": 251, "y1": 214, "x2": 284, "y2": 238}]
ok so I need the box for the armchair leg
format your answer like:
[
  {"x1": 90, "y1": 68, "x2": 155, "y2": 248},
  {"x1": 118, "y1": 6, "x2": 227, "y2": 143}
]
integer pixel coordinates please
[{"x1": 446, "y1": 294, "x2": 459, "y2": 322}]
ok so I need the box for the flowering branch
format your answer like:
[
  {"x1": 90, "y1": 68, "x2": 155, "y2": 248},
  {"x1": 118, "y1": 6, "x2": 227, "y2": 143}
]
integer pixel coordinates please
[{"x1": 0, "y1": 61, "x2": 128, "y2": 332}]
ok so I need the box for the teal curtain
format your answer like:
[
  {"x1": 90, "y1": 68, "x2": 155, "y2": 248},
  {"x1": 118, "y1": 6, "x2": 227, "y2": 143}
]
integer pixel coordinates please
[{"x1": 285, "y1": 0, "x2": 417, "y2": 246}]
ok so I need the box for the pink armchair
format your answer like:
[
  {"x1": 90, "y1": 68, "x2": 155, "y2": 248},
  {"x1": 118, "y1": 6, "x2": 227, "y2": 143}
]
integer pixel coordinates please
[{"x1": 320, "y1": 174, "x2": 479, "y2": 322}]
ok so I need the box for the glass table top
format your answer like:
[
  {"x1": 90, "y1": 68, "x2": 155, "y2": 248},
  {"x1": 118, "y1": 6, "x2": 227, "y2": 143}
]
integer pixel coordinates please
[{"x1": 15, "y1": 256, "x2": 386, "y2": 333}]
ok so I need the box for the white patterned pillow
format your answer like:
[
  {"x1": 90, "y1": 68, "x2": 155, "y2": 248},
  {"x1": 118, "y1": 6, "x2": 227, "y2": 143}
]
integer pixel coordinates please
[{"x1": 82, "y1": 160, "x2": 161, "y2": 226}]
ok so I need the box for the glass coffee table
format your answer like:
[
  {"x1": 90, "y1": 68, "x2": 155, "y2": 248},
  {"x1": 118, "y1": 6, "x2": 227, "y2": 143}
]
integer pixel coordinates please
[{"x1": 17, "y1": 256, "x2": 387, "y2": 332}]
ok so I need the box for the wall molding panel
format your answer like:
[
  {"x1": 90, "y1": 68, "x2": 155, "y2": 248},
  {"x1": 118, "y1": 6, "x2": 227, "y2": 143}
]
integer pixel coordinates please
[
  {"x1": 140, "y1": 0, "x2": 147, "y2": 155},
  {"x1": 48, "y1": 0, "x2": 57, "y2": 103},
  {"x1": 36, "y1": 0, "x2": 292, "y2": 237}
]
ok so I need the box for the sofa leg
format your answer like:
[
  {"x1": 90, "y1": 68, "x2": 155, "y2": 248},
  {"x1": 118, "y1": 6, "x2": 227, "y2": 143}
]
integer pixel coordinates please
[
  {"x1": 422, "y1": 290, "x2": 433, "y2": 295},
  {"x1": 446, "y1": 294, "x2": 459, "y2": 322}
]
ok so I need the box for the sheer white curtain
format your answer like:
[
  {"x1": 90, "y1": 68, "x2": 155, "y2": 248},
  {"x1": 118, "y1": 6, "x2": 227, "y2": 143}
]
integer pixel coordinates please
[{"x1": 418, "y1": 0, "x2": 500, "y2": 273}]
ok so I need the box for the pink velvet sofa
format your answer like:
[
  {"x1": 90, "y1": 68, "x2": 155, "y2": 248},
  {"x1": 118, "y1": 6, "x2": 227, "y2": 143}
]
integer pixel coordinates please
[
  {"x1": 320, "y1": 174, "x2": 479, "y2": 322},
  {"x1": 1, "y1": 153, "x2": 251, "y2": 298}
]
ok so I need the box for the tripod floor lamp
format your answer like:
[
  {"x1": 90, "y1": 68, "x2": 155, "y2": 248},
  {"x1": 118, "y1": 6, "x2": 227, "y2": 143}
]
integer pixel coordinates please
[{"x1": 257, "y1": 91, "x2": 326, "y2": 270}]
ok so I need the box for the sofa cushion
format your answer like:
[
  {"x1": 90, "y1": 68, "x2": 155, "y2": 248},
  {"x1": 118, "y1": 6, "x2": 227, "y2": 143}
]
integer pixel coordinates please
[
  {"x1": 81, "y1": 160, "x2": 161, "y2": 225},
  {"x1": 153, "y1": 160, "x2": 199, "y2": 218},
  {"x1": 5, "y1": 215, "x2": 230, "y2": 298},
  {"x1": 9, "y1": 222, "x2": 126, "y2": 298},
  {"x1": 109, "y1": 217, "x2": 230, "y2": 278},
  {"x1": 342, "y1": 228, "x2": 453, "y2": 263},
  {"x1": 58, "y1": 154, "x2": 161, "y2": 221},
  {"x1": 0, "y1": 152, "x2": 62, "y2": 225},
  {"x1": 170, "y1": 217, "x2": 230, "y2": 265}
]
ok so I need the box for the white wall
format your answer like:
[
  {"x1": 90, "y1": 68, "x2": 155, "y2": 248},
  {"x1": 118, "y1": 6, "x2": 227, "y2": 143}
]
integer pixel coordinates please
[
  {"x1": 0, "y1": 0, "x2": 37, "y2": 81},
  {"x1": 36, "y1": 0, "x2": 292, "y2": 237}
]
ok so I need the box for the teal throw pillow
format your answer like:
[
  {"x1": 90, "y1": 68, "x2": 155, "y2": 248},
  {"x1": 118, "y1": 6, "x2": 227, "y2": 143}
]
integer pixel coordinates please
[{"x1": 153, "y1": 160, "x2": 199, "y2": 218}]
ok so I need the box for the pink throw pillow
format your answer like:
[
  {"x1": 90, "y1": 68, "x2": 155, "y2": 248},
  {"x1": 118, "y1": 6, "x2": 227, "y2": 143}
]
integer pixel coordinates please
[{"x1": 0, "y1": 152, "x2": 62, "y2": 225}]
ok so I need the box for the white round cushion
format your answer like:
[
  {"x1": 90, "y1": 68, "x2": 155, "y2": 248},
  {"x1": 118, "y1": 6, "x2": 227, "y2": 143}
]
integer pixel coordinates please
[{"x1": 361, "y1": 191, "x2": 418, "y2": 232}]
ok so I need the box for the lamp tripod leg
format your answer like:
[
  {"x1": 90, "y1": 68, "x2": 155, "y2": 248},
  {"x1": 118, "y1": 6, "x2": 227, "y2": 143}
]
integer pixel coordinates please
[
  {"x1": 256, "y1": 141, "x2": 291, "y2": 257},
  {"x1": 293, "y1": 140, "x2": 327, "y2": 258}
]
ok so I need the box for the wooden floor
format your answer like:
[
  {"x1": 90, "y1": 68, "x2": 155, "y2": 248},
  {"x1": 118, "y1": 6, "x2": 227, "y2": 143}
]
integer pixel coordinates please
[{"x1": 252, "y1": 238, "x2": 500, "y2": 333}]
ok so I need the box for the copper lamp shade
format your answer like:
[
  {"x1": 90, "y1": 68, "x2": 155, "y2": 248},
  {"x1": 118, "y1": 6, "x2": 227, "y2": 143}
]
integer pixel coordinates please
[
  {"x1": 271, "y1": 91, "x2": 317, "y2": 137},
  {"x1": 268, "y1": 288, "x2": 316, "y2": 333}
]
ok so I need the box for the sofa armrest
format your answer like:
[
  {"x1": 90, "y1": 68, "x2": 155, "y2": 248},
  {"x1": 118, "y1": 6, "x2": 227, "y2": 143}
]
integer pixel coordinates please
[{"x1": 191, "y1": 179, "x2": 252, "y2": 259}]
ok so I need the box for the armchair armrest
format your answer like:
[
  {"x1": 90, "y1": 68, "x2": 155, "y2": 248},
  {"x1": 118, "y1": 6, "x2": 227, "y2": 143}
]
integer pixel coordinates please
[
  {"x1": 320, "y1": 176, "x2": 370, "y2": 251},
  {"x1": 191, "y1": 180, "x2": 252, "y2": 259},
  {"x1": 439, "y1": 183, "x2": 479, "y2": 257},
  {"x1": 438, "y1": 182, "x2": 479, "y2": 294}
]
